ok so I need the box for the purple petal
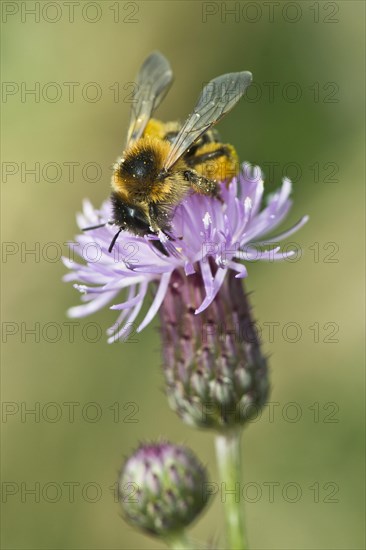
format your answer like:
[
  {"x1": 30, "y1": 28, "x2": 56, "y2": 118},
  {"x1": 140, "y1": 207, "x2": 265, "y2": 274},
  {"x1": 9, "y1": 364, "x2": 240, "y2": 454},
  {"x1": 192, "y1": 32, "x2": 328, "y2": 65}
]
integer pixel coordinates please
[
  {"x1": 67, "y1": 290, "x2": 117, "y2": 318},
  {"x1": 137, "y1": 272, "x2": 171, "y2": 332},
  {"x1": 195, "y1": 265, "x2": 227, "y2": 314},
  {"x1": 255, "y1": 215, "x2": 309, "y2": 244}
]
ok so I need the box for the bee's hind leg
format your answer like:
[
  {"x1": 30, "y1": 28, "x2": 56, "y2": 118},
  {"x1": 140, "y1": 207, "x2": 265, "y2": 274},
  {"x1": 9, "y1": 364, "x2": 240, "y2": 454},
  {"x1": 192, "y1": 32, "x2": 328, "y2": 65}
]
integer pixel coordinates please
[{"x1": 183, "y1": 169, "x2": 220, "y2": 198}]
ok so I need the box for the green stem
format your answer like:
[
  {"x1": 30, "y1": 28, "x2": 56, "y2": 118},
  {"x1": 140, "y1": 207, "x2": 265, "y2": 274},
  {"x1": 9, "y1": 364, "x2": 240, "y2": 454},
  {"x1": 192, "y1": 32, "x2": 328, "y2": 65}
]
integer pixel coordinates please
[
  {"x1": 215, "y1": 429, "x2": 248, "y2": 550},
  {"x1": 164, "y1": 530, "x2": 195, "y2": 550}
]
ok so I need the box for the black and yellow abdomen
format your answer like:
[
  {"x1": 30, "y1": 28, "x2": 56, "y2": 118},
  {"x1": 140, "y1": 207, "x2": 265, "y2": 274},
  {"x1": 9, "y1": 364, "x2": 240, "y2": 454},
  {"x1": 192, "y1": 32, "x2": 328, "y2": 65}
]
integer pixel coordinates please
[{"x1": 143, "y1": 118, "x2": 239, "y2": 183}]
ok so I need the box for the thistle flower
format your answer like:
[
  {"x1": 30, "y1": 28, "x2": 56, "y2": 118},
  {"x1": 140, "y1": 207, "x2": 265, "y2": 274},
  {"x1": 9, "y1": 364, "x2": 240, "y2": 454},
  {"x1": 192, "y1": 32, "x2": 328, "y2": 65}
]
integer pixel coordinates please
[
  {"x1": 63, "y1": 163, "x2": 308, "y2": 342},
  {"x1": 118, "y1": 442, "x2": 210, "y2": 537}
]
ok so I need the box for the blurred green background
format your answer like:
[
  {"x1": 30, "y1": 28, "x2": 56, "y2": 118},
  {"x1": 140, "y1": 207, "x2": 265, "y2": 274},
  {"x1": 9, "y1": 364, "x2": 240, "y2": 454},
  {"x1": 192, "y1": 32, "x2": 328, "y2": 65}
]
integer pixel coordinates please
[{"x1": 1, "y1": 1, "x2": 365, "y2": 549}]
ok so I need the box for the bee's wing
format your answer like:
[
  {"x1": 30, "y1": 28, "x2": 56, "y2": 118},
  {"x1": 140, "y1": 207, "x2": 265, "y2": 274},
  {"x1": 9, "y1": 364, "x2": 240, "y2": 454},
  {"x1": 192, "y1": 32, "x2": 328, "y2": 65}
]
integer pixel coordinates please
[
  {"x1": 126, "y1": 51, "x2": 173, "y2": 146},
  {"x1": 163, "y1": 71, "x2": 252, "y2": 170}
]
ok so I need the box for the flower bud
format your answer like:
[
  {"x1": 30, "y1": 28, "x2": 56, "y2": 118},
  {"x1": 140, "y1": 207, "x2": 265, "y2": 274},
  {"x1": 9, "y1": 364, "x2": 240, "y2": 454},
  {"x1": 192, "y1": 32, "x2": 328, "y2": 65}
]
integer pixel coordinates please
[
  {"x1": 118, "y1": 442, "x2": 210, "y2": 537},
  {"x1": 160, "y1": 268, "x2": 269, "y2": 430}
]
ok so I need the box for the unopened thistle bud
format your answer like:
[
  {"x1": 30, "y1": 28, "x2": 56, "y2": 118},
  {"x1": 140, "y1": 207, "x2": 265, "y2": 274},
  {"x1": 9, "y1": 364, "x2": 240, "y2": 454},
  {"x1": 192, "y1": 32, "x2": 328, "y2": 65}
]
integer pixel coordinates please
[
  {"x1": 118, "y1": 442, "x2": 210, "y2": 537},
  {"x1": 160, "y1": 268, "x2": 269, "y2": 430}
]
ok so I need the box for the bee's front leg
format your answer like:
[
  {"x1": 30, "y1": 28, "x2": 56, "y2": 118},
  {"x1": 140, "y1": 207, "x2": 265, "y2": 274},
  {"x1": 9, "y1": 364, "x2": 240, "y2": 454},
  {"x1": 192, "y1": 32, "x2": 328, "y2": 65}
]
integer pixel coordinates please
[{"x1": 183, "y1": 169, "x2": 219, "y2": 198}]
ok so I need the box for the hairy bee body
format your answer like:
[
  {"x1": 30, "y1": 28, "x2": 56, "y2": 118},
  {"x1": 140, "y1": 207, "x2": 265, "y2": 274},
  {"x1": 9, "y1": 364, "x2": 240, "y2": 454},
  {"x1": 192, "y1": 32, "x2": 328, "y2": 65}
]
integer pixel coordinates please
[
  {"x1": 111, "y1": 119, "x2": 239, "y2": 235},
  {"x1": 82, "y1": 52, "x2": 252, "y2": 252}
]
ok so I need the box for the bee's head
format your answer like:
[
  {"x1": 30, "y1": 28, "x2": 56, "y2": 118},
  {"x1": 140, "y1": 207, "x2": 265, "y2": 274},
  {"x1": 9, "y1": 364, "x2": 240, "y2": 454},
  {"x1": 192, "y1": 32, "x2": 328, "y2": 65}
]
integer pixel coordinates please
[
  {"x1": 109, "y1": 191, "x2": 170, "y2": 256},
  {"x1": 110, "y1": 192, "x2": 151, "y2": 235}
]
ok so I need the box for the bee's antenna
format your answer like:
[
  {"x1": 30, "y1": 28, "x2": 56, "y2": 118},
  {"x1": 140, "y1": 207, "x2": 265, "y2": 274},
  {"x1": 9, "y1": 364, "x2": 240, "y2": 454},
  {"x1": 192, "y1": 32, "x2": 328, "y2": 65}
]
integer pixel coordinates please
[
  {"x1": 82, "y1": 220, "x2": 117, "y2": 232},
  {"x1": 108, "y1": 228, "x2": 122, "y2": 253},
  {"x1": 82, "y1": 222, "x2": 109, "y2": 232}
]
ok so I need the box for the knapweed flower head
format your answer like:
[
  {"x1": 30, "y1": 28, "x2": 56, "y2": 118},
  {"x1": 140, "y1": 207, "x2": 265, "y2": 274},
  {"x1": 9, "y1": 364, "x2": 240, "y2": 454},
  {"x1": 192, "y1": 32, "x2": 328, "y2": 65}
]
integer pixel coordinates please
[
  {"x1": 118, "y1": 441, "x2": 210, "y2": 536},
  {"x1": 63, "y1": 163, "x2": 308, "y2": 342},
  {"x1": 160, "y1": 269, "x2": 269, "y2": 430}
]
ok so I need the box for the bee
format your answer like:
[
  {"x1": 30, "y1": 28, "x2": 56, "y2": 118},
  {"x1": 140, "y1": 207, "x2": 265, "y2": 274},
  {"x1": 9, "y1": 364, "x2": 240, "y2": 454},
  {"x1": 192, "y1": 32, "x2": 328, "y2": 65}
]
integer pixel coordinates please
[{"x1": 84, "y1": 52, "x2": 252, "y2": 253}]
